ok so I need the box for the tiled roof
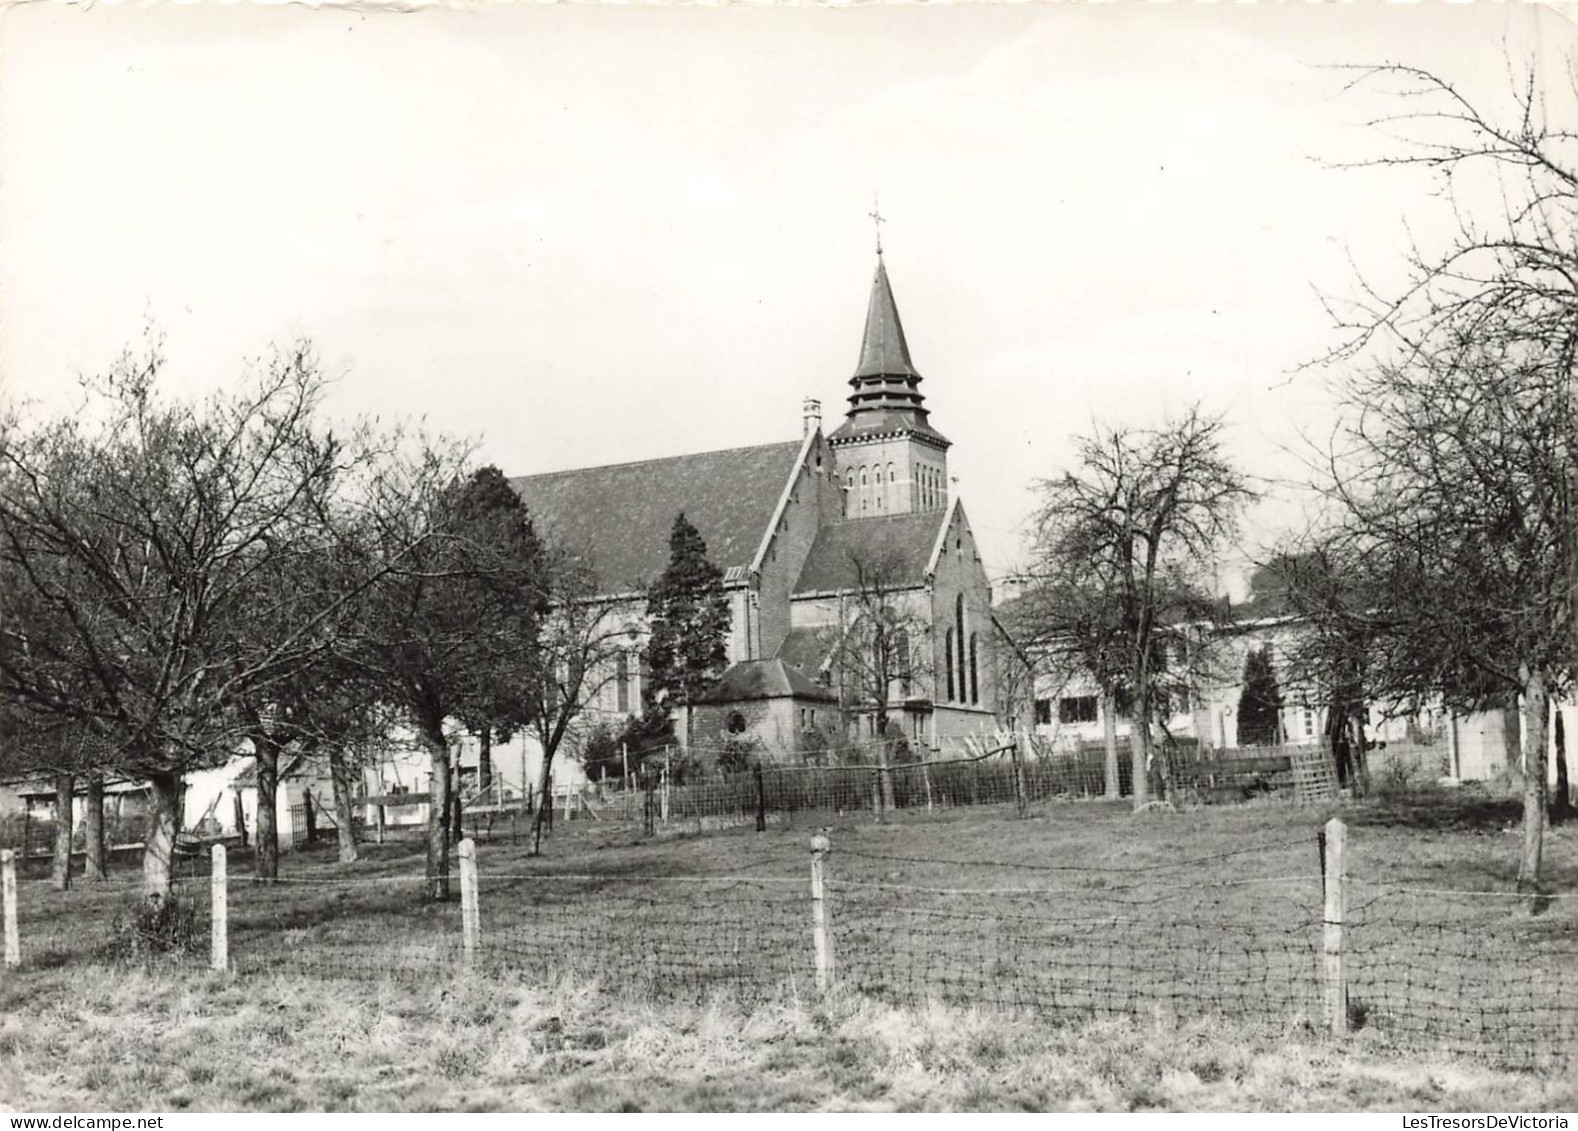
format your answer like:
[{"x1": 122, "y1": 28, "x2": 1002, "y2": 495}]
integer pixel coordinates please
[
  {"x1": 854, "y1": 258, "x2": 919, "y2": 380},
  {"x1": 510, "y1": 441, "x2": 803, "y2": 592},
  {"x1": 792, "y1": 512, "x2": 946, "y2": 594},
  {"x1": 828, "y1": 413, "x2": 950, "y2": 446},
  {"x1": 697, "y1": 659, "x2": 838, "y2": 704},
  {"x1": 775, "y1": 625, "x2": 834, "y2": 675}
]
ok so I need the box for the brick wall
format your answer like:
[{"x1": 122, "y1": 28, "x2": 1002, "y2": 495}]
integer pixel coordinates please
[{"x1": 755, "y1": 434, "x2": 838, "y2": 660}]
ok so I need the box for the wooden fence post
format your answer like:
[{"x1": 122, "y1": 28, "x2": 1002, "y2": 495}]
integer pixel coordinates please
[
  {"x1": 810, "y1": 831, "x2": 834, "y2": 993},
  {"x1": 755, "y1": 764, "x2": 767, "y2": 832},
  {"x1": 210, "y1": 843, "x2": 228, "y2": 973},
  {"x1": 1322, "y1": 816, "x2": 1347, "y2": 1035},
  {"x1": 2, "y1": 849, "x2": 18, "y2": 967},
  {"x1": 660, "y1": 766, "x2": 670, "y2": 825},
  {"x1": 459, "y1": 837, "x2": 479, "y2": 969}
]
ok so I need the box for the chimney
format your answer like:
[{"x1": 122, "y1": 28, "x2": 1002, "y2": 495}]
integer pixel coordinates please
[{"x1": 802, "y1": 397, "x2": 822, "y2": 437}]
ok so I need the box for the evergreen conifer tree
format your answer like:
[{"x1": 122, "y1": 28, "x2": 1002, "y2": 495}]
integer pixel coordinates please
[
  {"x1": 1237, "y1": 646, "x2": 1283, "y2": 747},
  {"x1": 645, "y1": 514, "x2": 731, "y2": 740}
]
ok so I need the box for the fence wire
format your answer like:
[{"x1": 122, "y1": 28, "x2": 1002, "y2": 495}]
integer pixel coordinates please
[
  {"x1": 1344, "y1": 876, "x2": 1578, "y2": 1068},
  {"x1": 3, "y1": 824, "x2": 1574, "y2": 1072}
]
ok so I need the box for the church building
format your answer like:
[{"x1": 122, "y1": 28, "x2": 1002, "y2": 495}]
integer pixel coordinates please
[{"x1": 511, "y1": 255, "x2": 1011, "y2": 762}]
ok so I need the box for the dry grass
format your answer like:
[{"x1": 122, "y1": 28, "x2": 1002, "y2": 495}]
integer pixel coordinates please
[
  {"x1": 2, "y1": 784, "x2": 1574, "y2": 1111},
  {"x1": 0, "y1": 965, "x2": 1573, "y2": 1113}
]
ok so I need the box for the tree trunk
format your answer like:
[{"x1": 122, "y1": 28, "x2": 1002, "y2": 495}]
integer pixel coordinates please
[
  {"x1": 233, "y1": 790, "x2": 248, "y2": 849},
  {"x1": 84, "y1": 772, "x2": 106, "y2": 881},
  {"x1": 329, "y1": 746, "x2": 359, "y2": 864},
  {"x1": 478, "y1": 730, "x2": 493, "y2": 795},
  {"x1": 1130, "y1": 674, "x2": 1151, "y2": 810},
  {"x1": 51, "y1": 772, "x2": 73, "y2": 891},
  {"x1": 303, "y1": 789, "x2": 318, "y2": 845},
  {"x1": 142, "y1": 771, "x2": 182, "y2": 900},
  {"x1": 1553, "y1": 709, "x2": 1572, "y2": 822},
  {"x1": 874, "y1": 721, "x2": 896, "y2": 816},
  {"x1": 1350, "y1": 705, "x2": 1370, "y2": 796},
  {"x1": 423, "y1": 725, "x2": 451, "y2": 900},
  {"x1": 1517, "y1": 666, "x2": 1549, "y2": 898},
  {"x1": 1101, "y1": 687, "x2": 1121, "y2": 799},
  {"x1": 254, "y1": 734, "x2": 280, "y2": 882},
  {"x1": 530, "y1": 746, "x2": 557, "y2": 854}
]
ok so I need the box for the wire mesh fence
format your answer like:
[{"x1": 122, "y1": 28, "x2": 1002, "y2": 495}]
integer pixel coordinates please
[
  {"x1": 2, "y1": 815, "x2": 1573, "y2": 1071},
  {"x1": 577, "y1": 740, "x2": 1409, "y2": 832},
  {"x1": 1344, "y1": 876, "x2": 1578, "y2": 1068}
]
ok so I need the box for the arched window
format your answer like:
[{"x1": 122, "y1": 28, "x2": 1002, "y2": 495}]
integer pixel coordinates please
[
  {"x1": 955, "y1": 594, "x2": 966, "y2": 697},
  {"x1": 616, "y1": 651, "x2": 630, "y2": 713},
  {"x1": 969, "y1": 633, "x2": 979, "y2": 705},
  {"x1": 887, "y1": 463, "x2": 895, "y2": 483},
  {"x1": 944, "y1": 628, "x2": 955, "y2": 701},
  {"x1": 859, "y1": 466, "x2": 867, "y2": 487},
  {"x1": 893, "y1": 628, "x2": 912, "y2": 693}
]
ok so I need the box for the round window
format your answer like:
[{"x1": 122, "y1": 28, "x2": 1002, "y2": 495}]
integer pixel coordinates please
[{"x1": 726, "y1": 711, "x2": 747, "y2": 734}]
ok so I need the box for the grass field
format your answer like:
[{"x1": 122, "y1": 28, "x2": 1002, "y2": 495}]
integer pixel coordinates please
[{"x1": 1, "y1": 786, "x2": 1574, "y2": 1111}]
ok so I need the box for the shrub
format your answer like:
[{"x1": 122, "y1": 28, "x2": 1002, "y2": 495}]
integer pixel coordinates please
[
  {"x1": 716, "y1": 735, "x2": 759, "y2": 776},
  {"x1": 107, "y1": 893, "x2": 201, "y2": 963}
]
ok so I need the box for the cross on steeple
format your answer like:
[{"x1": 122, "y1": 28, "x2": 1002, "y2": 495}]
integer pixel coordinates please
[{"x1": 868, "y1": 193, "x2": 885, "y2": 257}]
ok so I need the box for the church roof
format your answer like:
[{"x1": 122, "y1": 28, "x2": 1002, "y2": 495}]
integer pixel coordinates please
[
  {"x1": 510, "y1": 440, "x2": 803, "y2": 592},
  {"x1": 854, "y1": 258, "x2": 919, "y2": 381},
  {"x1": 774, "y1": 625, "x2": 834, "y2": 675},
  {"x1": 792, "y1": 511, "x2": 948, "y2": 594},
  {"x1": 697, "y1": 659, "x2": 838, "y2": 705}
]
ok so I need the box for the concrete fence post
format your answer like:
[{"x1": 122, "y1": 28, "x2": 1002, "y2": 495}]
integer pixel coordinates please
[
  {"x1": 459, "y1": 837, "x2": 479, "y2": 969},
  {"x1": 810, "y1": 831, "x2": 834, "y2": 993},
  {"x1": 2, "y1": 849, "x2": 18, "y2": 967},
  {"x1": 210, "y1": 844, "x2": 228, "y2": 973},
  {"x1": 1011, "y1": 736, "x2": 1029, "y2": 817},
  {"x1": 1322, "y1": 816, "x2": 1348, "y2": 1035}
]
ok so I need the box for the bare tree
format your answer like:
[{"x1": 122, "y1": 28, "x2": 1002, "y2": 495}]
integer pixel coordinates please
[
  {"x1": 346, "y1": 458, "x2": 545, "y2": 898},
  {"x1": 1318, "y1": 328, "x2": 1570, "y2": 895},
  {"x1": 0, "y1": 344, "x2": 366, "y2": 898},
  {"x1": 1325, "y1": 61, "x2": 1578, "y2": 368},
  {"x1": 1029, "y1": 407, "x2": 1253, "y2": 811},
  {"x1": 522, "y1": 551, "x2": 632, "y2": 853},
  {"x1": 821, "y1": 545, "x2": 933, "y2": 813},
  {"x1": 1320, "y1": 58, "x2": 1578, "y2": 893}
]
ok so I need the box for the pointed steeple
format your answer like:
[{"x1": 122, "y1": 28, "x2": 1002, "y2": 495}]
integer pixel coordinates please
[
  {"x1": 829, "y1": 256, "x2": 949, "y2": 450},
  {"x1": 854, "y1": 258, "x2": 921, "y2": 381}
]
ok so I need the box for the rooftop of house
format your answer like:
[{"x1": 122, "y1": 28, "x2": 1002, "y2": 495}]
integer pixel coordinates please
[{"x1": 697, "y1": 658, "x2": 838, "y2": 704}]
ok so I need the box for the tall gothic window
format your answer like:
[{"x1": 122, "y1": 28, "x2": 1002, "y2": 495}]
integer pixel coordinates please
[
  {"x1": 969, "y1": 633, "x2": 979, "y2": 705},
  {"x1": 954, "y1": 594, "x2": 966, "y2": 700},
  {"x1": 893, "y1": 627, "x2": 912, "y2": 693},
  {"x1": 616, "y1": 651, "x2": 630, "y2": 713},
  {"x1": 944, "y1": 628, "x2": 955, "y2": 701}
]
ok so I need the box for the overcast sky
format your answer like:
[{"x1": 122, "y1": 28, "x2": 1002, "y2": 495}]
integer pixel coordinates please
[{"x1": 0, "y1": 2, "x2": 1568, "y2": 593}]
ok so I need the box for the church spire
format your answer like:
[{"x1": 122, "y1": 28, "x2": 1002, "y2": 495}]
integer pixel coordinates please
[
  {"x1": 854, "y1": 258, "x2": 921, "y2": 381},
  {"x1": 829, "y1": 256, "x2": 947, "y2": 448}
]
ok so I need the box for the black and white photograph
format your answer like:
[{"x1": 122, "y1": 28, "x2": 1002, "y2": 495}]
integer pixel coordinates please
[{"x1": 0, "y1": 0, "x2": 1574, "y2": 1115}]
